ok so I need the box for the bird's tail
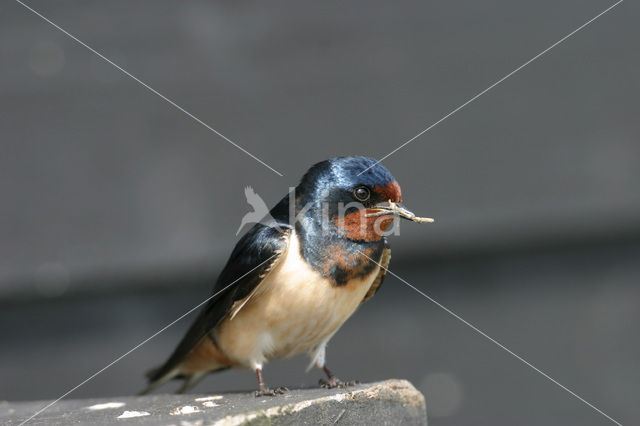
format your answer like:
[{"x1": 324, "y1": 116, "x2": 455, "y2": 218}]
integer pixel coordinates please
[
  {"x1": 138, "y1": 364, "x2": 230, "y2": 396},
  {"x1": 137, "y1": 366, "x2": 181, "y2": 396}
]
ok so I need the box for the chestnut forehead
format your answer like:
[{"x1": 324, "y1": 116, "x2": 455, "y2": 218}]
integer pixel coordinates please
[{"x1": 372, "y1": 181, "x2": 402, "y2": 202}]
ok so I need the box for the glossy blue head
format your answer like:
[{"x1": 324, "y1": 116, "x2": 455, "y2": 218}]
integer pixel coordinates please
[
  {"x1": 297, "y1": 156, "x2": 402, "y2": 207},
  {"x1": 295, "y1": 157, "x2": 407, "y2": 242}
]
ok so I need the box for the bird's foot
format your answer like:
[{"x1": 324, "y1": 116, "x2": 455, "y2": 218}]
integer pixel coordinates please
[
  {"x1": 319, "y1": 377, "x2": 359, "y2": 389},
  {"x1": 254, "y1": 386, "x2": 289, "y2": 397}
]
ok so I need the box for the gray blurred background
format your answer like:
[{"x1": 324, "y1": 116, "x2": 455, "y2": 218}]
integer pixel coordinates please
[{"x1": 1, "y1": 0, "x2": 638, "y2": 424}]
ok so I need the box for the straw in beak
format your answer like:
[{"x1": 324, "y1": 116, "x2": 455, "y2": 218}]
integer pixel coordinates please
[{"x1": 365, "y1": 201, "x2": 434, "y2": 223}]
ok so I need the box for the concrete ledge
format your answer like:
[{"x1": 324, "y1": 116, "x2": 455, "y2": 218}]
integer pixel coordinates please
[{"x1": 1, "y1": 379, "x2": 427, "y2": 425}]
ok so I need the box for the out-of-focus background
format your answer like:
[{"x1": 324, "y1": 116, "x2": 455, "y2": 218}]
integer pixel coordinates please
[{"x1": 1, "y1": 0, "x2": 638, "y2": 424}]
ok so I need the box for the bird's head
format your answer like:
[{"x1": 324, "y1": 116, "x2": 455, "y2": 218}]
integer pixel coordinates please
[{"x1": 294, "y1": 156, "x2": 432, "y2": 242}]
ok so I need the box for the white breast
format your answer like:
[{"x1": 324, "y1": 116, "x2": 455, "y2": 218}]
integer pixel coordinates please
[{"x1": 214, "y1": 230, "x2": 379, "y2": 370}]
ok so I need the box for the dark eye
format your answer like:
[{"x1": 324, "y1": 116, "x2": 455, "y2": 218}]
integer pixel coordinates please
[{"x1": 353, "y1": 186, "x2": 370, "y2": 201}]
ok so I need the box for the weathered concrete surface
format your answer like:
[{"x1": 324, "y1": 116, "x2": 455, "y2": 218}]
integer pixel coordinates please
[{"x1": 1, "y1": 379, "x2": 426, "y2": 425}]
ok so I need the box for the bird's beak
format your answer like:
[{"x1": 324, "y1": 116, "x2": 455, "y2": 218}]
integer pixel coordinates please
[{"x1": 365, "y1": 201, "x2": 434, "y2": 223}]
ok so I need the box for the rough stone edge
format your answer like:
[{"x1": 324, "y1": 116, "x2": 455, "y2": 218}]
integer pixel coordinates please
[{"x1": 212, "y1": 379, "x2": 426, "y2": 426}]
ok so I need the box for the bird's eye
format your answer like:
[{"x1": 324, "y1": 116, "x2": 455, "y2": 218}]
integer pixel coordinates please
[{"x1": 353, "y1": 186, "x2": 370, "y2": 201}]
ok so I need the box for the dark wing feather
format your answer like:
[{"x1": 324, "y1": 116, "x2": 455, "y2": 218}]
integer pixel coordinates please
[
  {"x1": 147, "y1": 217, "x2": 291, "y2": 384},
  {"x1": 361, "y1": 237, "x2": 390, "y2": 303}
]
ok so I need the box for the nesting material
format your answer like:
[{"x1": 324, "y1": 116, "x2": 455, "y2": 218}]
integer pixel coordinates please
[{"x1": 365, "y1": 201, "x2": 434, "y2": 223}]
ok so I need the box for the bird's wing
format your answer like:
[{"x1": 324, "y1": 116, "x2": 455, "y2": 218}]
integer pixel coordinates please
[
  {"x1": 361, "y1": 238, "x2": 390, "y2": 304},
  {"x1": 146, "y1": 223, "x2": 291, "y2": 384}
]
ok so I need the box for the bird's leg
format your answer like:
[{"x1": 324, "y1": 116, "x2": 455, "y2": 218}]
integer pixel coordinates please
[
  {"x1": 254, "y1": 368, "x2": 274, "y2": 396},
  {"x1": 254, "y1": 368, "x2": 288, "y2": 397},
  {"x1": 319, "y1": 366, "x2": 359, "y2": 389}
]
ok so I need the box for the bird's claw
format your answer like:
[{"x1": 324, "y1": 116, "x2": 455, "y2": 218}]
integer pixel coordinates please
[
  {"x1": 254, "y1": 386, "x2": 289, "y2": 397},
  {"x1": 319, "y1": 378, "x2": 359, "y2": 389}
]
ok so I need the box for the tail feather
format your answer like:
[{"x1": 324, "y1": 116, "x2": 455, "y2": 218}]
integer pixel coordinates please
[
  {"x1": 139, "y1": 364, "x2": 231, "y2": 395},
  {"x1": 144, "y1": 366, "x2": 161, "y2": 381},
  {"x1": 175, "y1": 371, "x2": 209, "y2": 394},
  {"x1": 138, "y1": 367, "x2": 181, "y2": 396},
  {"x1": 139, "y1": 294, "x2": 235, "y2": 395}
]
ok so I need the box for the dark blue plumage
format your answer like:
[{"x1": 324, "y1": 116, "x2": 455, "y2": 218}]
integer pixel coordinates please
[{"x1": 297, "y1": 157, "x2": 398, "y2": 206}]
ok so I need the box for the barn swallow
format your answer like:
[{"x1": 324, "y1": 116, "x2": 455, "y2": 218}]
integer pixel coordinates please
[{"x1": 140, "y1": 156, "x2": 433, "y2": 396}]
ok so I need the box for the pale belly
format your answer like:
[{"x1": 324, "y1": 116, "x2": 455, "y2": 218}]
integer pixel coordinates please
[{"x1": 214, "y1": 231, "x2": 379, "y2": 369}]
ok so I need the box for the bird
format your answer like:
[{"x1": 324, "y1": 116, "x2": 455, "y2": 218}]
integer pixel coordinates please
[
  {"x1": 235, "y1": 186, "x2": 275, "y2": 236},
  {"x1": 140, "y1": 156, "x2": 432, "y2": 396}
]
